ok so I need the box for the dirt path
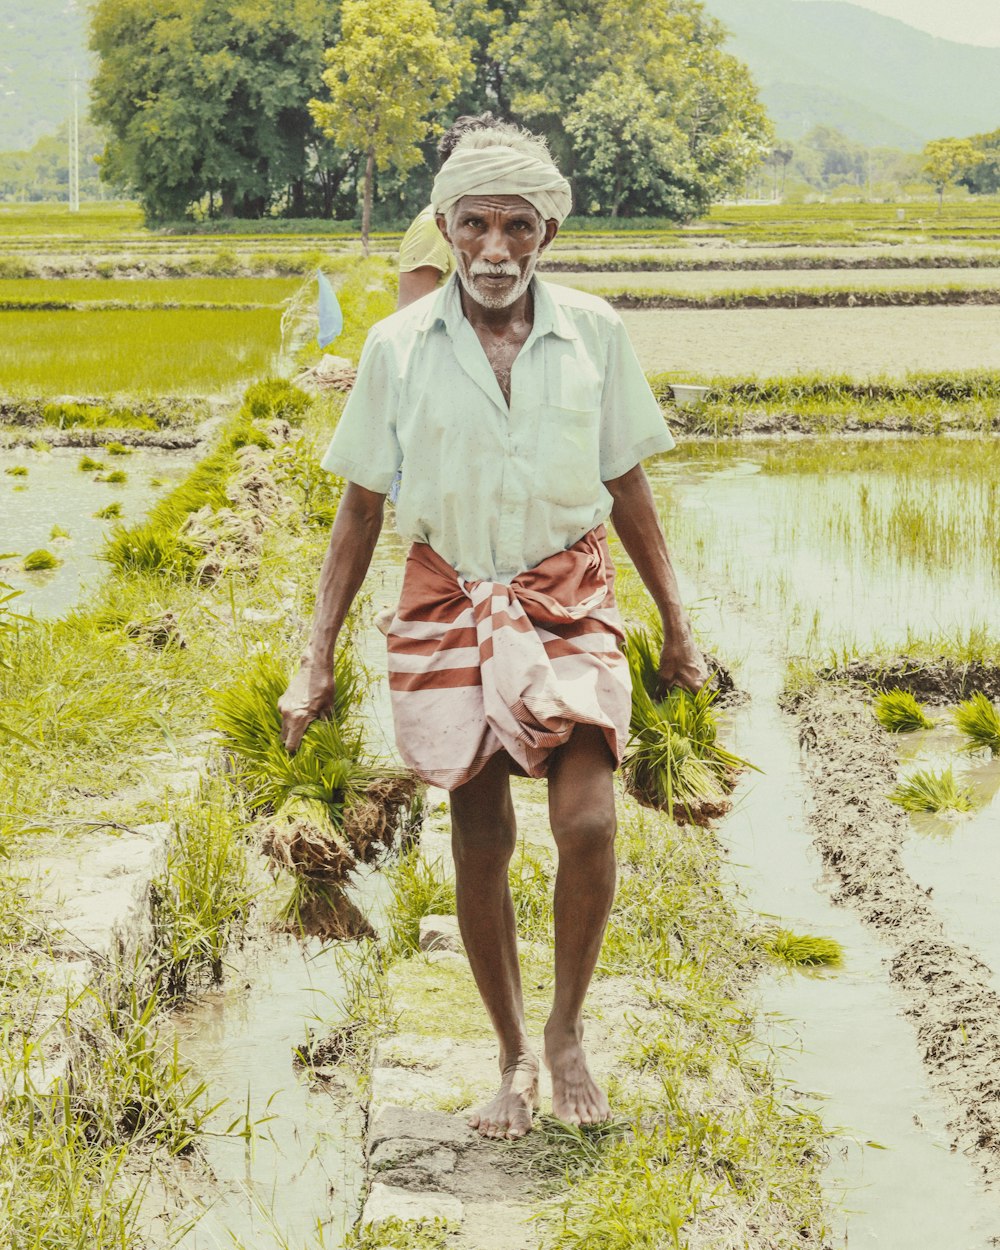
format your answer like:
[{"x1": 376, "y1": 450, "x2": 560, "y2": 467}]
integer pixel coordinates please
[{"x1": 795, "y1": 685, "x2": 1000, "y2": 1182}]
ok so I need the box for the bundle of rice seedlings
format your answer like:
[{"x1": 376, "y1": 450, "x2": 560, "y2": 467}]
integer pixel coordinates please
[
  {"x1": 5, "y1": 465, "x2": 28, "y2": 477},
  {"x1": 79, "y1": 455, "x2": 105, "y2": 472},
  {"x1": 889, "y1": 766, "x2": 975, "y2": 815},
  {"x1": 872, "y1": 689, "x2": 934, "y2": 733},
  {"x1": 214, "y1": 651, "x2": 419, "y2": 883},
  {"x1": 22, "y1": 548, "x2": 60, "y2": 572},
  {"x1": 622, "y1": 624, "x2": 749, "y2": 825},
  {"x1": 954, "y1": 692, "x2": 1000, "y2": 756},
  {"x1": 761, "y1": 928, "x2": 843, "y2": 968}
]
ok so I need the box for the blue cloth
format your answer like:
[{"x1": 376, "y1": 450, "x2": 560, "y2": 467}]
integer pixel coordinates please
[{"x1": 317, "y1": 270, "x2": 343, "y2": 348}]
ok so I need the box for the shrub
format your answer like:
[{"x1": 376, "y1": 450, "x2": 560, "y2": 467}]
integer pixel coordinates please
[
  {"x1": 954, "y1": 693, "x2": 1000, "y2": 756},
  {"x1": 873, "y1": 689, "x2": 935, "y2": 733}
]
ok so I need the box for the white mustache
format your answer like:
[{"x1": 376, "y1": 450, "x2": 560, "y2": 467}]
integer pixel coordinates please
[{"x1": 469, "y1": 261, "x2": 520, "y2": 278}]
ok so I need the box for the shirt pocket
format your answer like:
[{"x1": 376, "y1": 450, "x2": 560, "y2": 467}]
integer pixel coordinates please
[{"x1": 539, "y1": 403, "x2": 602, "y2": 507}]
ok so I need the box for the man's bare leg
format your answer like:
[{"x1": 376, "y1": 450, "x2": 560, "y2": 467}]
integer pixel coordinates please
[
  {"x1": 544, "y1": 724, "x2": 618, "y2": 1125},
  {"x1": 450, "y1": 751, "x2": 539, "y2": 1139}
]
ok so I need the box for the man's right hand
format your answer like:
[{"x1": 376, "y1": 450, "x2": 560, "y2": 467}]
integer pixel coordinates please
[{"x1": 278, "y1": 661, "x2": 336, "y2": 754}]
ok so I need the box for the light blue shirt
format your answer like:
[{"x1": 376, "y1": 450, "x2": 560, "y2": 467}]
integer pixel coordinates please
[{"x1": 321, "y1": 273, "x2": 674, "y2": 583}]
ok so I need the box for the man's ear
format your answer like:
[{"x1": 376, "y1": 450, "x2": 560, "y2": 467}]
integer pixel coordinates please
[
  {"x1": 540, "y1": 219, "x2": 559, "y2": 250},
  {"x1": 436, "y1": 213, "x2": 450, "y2": 245}
]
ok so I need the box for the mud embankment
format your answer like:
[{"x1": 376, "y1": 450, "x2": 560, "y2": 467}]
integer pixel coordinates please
[
  {"x1": 543, "y1": 255, "x2": 1000, "y2": 274},
  {"x1": 608, "y1": 289, "x2": 1000, "y2": 311},
  {"x1": 817, "y1": 657, "x2": 1000, "y2": 705},
  {"x1": 795, "y1": 685, "x2": 1000, "y2": 1181}
]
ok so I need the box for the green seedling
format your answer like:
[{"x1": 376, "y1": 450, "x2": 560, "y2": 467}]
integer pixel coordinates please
[
  {"x1": 95, "y1": 502, "x2": 124, "y2": 520},
  {"x1": 97, "y1": 469, "x2": 128, "y2": 484},
  {"x1": 49, "y1": 524, "x2": 70, "y2": 540},
  {"x1": 79, "y1": 455, "x2": 106, "y2": 472},
  {"x1": 105, "y1": 442, "x2": 133, "y2": 456},
  {"x1": 5, "y1": 465, "x2": 28, "y2": 477},
  {"x1": 761, "y1": 928, "x2": 843, "y2": 968}
]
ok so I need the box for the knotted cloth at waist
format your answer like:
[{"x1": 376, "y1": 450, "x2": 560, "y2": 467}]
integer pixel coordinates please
[{"x1": 385, "y1": 526, "x2": 631, "y2": 790}]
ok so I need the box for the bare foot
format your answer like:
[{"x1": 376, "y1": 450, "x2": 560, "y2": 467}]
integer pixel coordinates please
[
  {"x1": 468, "y1": 1052, "x2": 540, "y2": 1139},
  {"x1": 543, "y1": 1030, "x2": 610, "y2": 1126}
]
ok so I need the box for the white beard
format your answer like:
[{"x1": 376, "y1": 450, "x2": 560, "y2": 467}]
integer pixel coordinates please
[{"x1": 457, "y1": 255, "x2": 539, "y2": 310}]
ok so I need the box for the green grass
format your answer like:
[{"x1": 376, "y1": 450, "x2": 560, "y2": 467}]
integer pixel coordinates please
[
  {"x1": 0, "y1": 201, "x2": 145, "y2": 238},
  {"x1": 873, "y1": 690, "x2": 935, "y2": 733},
  {"x1": 94, "y1": 502, "x2": 123, "y2": 520},
  {"x1": 79, "y1": 455, "x2": 106, "y2": 471},
  {"x1": 890, "y1": 766, "x2": 976, "y2": 814},
  {"x1": 0, "y1": 307, "x2": 283, "y2": 398},
  {"x1": 955, "y1": 693, "x2": 1000, "y2": 756},
  {"x1": 5, "y1": 464, "x2": 28, "y2": 476},
  {"x1": 0, "y1": 276, "x2": 302, "y2": 307}
]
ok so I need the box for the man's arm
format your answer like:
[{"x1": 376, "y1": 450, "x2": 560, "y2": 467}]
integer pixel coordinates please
[
  {"x1": 397, "y1": 265, "x2": 442, "y2": 309},
  {"x1": 605, "y1": 463, "x2": 708, "y2": 693},
  {"x1": 279, "y1": 482, "x2": 386, "y2": 751}
]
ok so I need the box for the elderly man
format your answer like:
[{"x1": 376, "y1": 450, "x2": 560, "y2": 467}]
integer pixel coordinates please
[{"x1": 279, "y1": 124, "x2": 707, "y2": 1139}]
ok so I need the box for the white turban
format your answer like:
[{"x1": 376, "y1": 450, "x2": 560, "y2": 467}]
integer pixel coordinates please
[{"x1": 431, "y1": 144, "x2": 572, "y2": 225}]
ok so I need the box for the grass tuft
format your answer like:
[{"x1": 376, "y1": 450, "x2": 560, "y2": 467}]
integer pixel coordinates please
[
  {"x1": 890, "y1": 766, "x2": 976, "y2": 814},
  {"x1": 954, "y1": 692, "x2": 1000, "y2": 756},
  {"x1": 79, "y1": 455, "x2": 106, "y2": 472},
  {"x1": 5, "y1": 464, "x2": 28, "y2": 477},
  {"x1": 95, "y1": 502, "x2": 123, "y2": 520},
  {"x1": 872, "y1": 689, "x2": 935, "y2": 733}
]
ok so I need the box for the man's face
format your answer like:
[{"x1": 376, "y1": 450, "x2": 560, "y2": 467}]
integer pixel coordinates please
[{"x1": 438, "y1": 195, "x2": 559, "y2": 311}]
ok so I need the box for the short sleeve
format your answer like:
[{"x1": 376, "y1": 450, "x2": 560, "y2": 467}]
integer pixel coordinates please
[
  {"x1": 599, "y1": 314, "x2": 674, "y2": 481},
  {"x1": 320, "y1": 332, "x2": 402, "y2": 493},
  {"x1": 398, "y1": 209, "x2": 453, "y2": 276}
]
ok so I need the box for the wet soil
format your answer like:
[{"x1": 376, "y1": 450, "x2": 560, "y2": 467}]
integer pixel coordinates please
[
  {"x1": 816, "y1": 657, "x2": 1000, "y2": 705},
  {"x1": 795, "y1": 685, "x2": 1000, "y2": 1183}
]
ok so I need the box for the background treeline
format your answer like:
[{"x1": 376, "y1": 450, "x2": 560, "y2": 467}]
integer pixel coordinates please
[{"x1": 83, "y1": 0, "x2": 772, "y2": 225}]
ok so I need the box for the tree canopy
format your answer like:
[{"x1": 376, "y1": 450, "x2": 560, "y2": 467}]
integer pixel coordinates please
[
  {"x1": 90, "y1": 0, "x2": 339, "y2": 221},
  {"x1": 87, "y1": 0, "x2": 774, "y2": 223},
  {"x1": 309, "y1": 0, "x2": 467, "y2": 252}
]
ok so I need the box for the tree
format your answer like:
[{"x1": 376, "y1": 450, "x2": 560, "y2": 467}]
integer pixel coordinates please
[
  {"x1": 565, "y1": 70, "x2": 696, "y2": 217},
  {"x1": 922, "y1": 137, "x2": 977, "y2": 208},
  {"x1": 958, "y1": 128, "x2": 1000, "y2": 196},
  {"x1": 90, "y1": 0, "x2": 336, "y2": 222},
  {"x1": 310, "y1": 0, "x2": 468, "y2": 255},
  {"x1": 492, "y1": 0, "x2": 772, "y2": 220}
]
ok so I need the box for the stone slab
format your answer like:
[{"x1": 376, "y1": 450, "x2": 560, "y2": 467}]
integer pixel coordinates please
[
  {"x1": 368, "y1": 1105, "x2": 477, "y2": 1154},
  {"x1": 360, "y1": 1182, "x2": 463, "y2": 1228}
]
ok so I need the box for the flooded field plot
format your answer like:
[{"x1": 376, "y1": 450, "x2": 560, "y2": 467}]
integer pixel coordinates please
[
  {"x1": 624, "y1": 305, "x2": 1000, "y2": 377},
  {"x1": 1, "y1": 445, "x2": 193, "y2": 615}
]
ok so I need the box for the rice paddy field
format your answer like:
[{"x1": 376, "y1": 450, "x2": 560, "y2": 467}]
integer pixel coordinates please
[{"x1": 2, "y1": 197, "x2": 1000, "y2": 1250}]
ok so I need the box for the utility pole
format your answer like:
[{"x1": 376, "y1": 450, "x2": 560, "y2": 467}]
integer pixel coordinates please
[{"x1": 68, "y1": 74, "x2": 80, "y2": 213}]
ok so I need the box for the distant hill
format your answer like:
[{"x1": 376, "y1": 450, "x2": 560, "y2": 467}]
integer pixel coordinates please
[
  {"x1": 0, "y1": 0, "x2": 90, "y2": 151},
  {"x1": 707, "y1": 0, "x2": 1000, "y2": 148}
]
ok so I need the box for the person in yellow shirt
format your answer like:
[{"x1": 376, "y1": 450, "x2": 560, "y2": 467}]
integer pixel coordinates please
[{"x1": 396, "y1": 112, "x2": 504, "y2": 309}]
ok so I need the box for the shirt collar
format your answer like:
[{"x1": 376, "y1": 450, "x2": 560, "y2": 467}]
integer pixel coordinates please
[{"x1": 419, "y1": 271, "x2": 577, "y2": 342}]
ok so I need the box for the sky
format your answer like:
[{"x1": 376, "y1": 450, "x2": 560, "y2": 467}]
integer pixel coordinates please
[{"x1": 795, "y1": 0, "x2": 1000, "y2": 45}]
